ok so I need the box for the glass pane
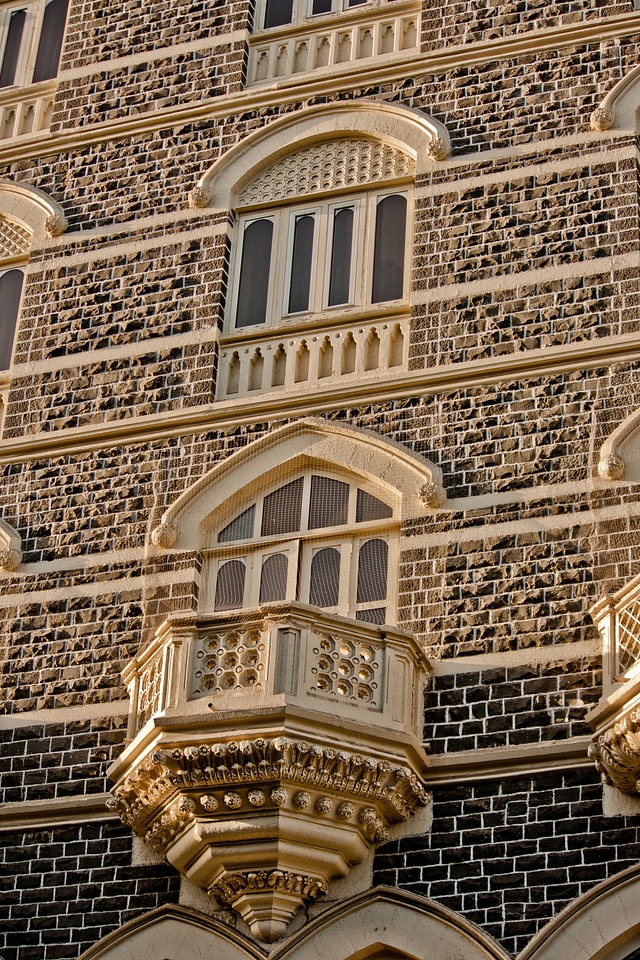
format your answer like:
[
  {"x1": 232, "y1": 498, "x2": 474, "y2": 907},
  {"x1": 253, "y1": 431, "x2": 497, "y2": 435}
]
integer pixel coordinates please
[
  {"x1": 356, "y1": 489, "x2": 392, "y2": 522},
  {"x1": 311, "y1": 0, "x2": 332, "y2": 13},
  {"x1": 0, "y1": 9, "x2": 27, "y2": 87},
  {"x1": 346, "y1": 0, "x2": 368, "y2": 6},
  {"x1": 264, "y1": 0, "x2": 294, "y2": 27},
  {"x1": 356, "y1": 607, "x2": 386, "y2": 624},
  {"x1": 356, "y1": 538, "x2": 388, "y2": 603},
  {"x1": 236, "y1": 219, "x2": 273, "y2": 328},
  {"x1": 32, "y1": 0, "x2": 69, "y2": 82},
  {"x1": 308, "y1": 476, "x2": 349, "y2": 529},
  {"x1": 0, "y1": 269, "x2": 24, "y2": 369},
  {"x1": 328, "y1": 207, "x2": 353, "y2": 306},
  {"x1": 214, "y1": 559, "x2": 246, "y2": 610},
  {"x1": 371, "y1": 194, "x2": 407, "y2": 303},
  {"x1": 309, "y1": 547, "x2": 340, "y2": 607},
  {"x1": 218, "y1": 505, "x2": 255, "y2": 543},
  {"x1": 261, "y1": 477, "x2": 304, "y2": 536},
  {"x1": 259, "y1": 553, "x2": 288, "y2": 603},
  {"x1": 288, "y1": 214, "x2": 314, "y2": 313}
]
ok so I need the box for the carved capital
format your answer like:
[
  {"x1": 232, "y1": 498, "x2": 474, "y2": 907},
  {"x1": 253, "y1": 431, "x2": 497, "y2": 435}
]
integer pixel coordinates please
[
  {"x1": 189, "y1": 186, "x2": 211, "y2": 209},
  {"x1": 151, "y1": 521, "x2": 178, "y2": 548},
  {"x1": 45, "y1": 213, "x2": 67, "y2": 237},
  {"x1": 590, "y1": 106, "x2": 615, "y2": 132},
  {"x1": 419, "y1": 480, "x2": 447, "y2": 510},
  {"x1": 589, "y1": 709, "x2": 640, "y2": 796},
  {"x1": 0, "y1": 547, "x2": 21, "y2": 572},
  {"x1": 426, "y1": 137, "x2": 450, "y2": 161},
  {"x1": 598, "y1": 453, "x2": 625, "y2": 481}
]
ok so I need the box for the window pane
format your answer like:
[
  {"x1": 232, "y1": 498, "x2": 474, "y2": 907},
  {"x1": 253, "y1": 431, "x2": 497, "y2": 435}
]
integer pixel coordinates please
[
  {"x1": 356, "y1": 607, "x2": 386, "y2": 624},
  {"x1": 236, "y1": 219, "x2": 273, "y2": 328},
  {"x1": 264, "y1": 0, "x2": 294, "y2": 27},
  {"x1": 214, "y1": 559, "x2": 246, "y2": 610},
  {"x1": 32, "y1": 0, "x2": 69, "y2": 82},
  {"x1": 0, "y1": 9, "x2": 27, "y2": 87},
  {"x1": 0, "y1": 269, "x2": 24, "y2": 369},
  {"x1": 356, "y1": 538, "x2": 388, "y2": 603},
  {"x1": 308, "y1": 476, "x2": 349, "y2": 529},
  {"x1": 288, "y1": 214, "x2": 314, "y2": 314},
  {"x1": 328, "y1": 207, "x2": 353, "y2": 306},
  {"x1": 309, "y1": 547, "x2": 340, "y2": 607},
  {"x1": 261, "y1": 477, "x2": 304, "y2": 536},
  {"x1": 311, "y1": 0, "x2": 332, "y2": 13},
  {"x1": 356, "y1": 489, "x2": 392, "y2": 522},
  {"x1": 218, "y1": 505, "x2": 255, "y2": 543},
  {"x1": 371, "y1": 194, "x2": 406, "y2": 303},
  {"x1": 259, "y1": 553, "x2": 288, "y2": 603}
]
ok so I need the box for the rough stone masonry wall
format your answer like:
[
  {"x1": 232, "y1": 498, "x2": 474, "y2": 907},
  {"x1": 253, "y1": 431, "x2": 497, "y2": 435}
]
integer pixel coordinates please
[{"x1": 373, "y1": 769, "x2": 640, "y2": 957}]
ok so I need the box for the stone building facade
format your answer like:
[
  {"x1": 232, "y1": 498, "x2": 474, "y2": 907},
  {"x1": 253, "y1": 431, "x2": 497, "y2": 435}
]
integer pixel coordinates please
[{"x1": 2, "y1": 0, "x2": 640, "y2": 957}]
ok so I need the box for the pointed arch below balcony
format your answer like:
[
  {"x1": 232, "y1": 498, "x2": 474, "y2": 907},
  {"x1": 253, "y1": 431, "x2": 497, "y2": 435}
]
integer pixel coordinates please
[
  {"x1": 77, "y1": 889, "x2": 509, "y2": 960},
  {"x1": 188, "y1": 101, "x2": 451, "y2": 211},
  {"x1": 0, "y1": 179, "x2": 67, "y2": 244},
  {"x1": 150, "y1": 419, "x2": 445, "y2": 550},
  {"x1": 597, "y1": 406, "x2": 640, "y2": 482},
  {"x1": 518, "y1": 862, "x2": 640, "y2": 960}
]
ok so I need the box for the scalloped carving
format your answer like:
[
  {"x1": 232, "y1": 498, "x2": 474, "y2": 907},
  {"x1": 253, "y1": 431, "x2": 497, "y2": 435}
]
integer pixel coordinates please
[{"x1": 237, "y1": 138, "x2": 415, "y2": 206}]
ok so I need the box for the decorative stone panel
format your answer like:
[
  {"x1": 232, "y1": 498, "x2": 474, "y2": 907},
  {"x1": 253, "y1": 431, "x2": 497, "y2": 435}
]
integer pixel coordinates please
[
  {"x1": 0, "y1": 80, "x2": 56, "y2": 142},
  {"x1": 0, "y1": 216, "x2": 32, "y2": 260},
  {"x1": 108, "y1": 603, "x2": 430, "y2": 942},
  {"x1": 237, "y1": 139, "x2": 414, "y2": 206}
]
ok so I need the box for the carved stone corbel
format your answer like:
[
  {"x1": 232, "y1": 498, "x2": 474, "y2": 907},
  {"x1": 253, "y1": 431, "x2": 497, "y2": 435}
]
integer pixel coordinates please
[
  {"x1": 588, "y1": 709, "x2": 640, "y2": 796},
  {"x1": 0, "y1": 519, "x2": 22, "y2": 572}
]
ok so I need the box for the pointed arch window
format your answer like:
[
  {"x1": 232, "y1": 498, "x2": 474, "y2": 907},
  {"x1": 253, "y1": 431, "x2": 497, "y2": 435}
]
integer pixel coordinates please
[{"x1": 204, "y1": 471, "x2": 397, "y2": 624}]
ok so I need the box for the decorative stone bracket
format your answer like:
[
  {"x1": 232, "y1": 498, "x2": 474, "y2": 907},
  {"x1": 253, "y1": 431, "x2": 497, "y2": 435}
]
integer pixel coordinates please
[
  {"x1": 0, "y1": 518, "x2": 22, "y2": 572},
  {"x1": 587, "y1": 578, "x2": 640, "y2": 796},
  {"x1": 107, "y1": 604, "x2": 431, "y2": 942}
]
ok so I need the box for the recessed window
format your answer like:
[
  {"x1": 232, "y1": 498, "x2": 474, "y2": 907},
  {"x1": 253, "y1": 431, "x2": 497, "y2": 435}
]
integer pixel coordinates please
[
  {"x1": 0, "y1": 0, "x2": 68, "y2": 89},
  {"x1": 262, "y1": 0, "x2": 371, "y2": 29},
  {"x1": 230, "y1": 189, "x2": 408, "y2": 330},
  {"x1": 206, "y1": 472, "x2": 396, "y2": 622},
  {"x1": 0, "y1": 267, "x2": 24, "y2": 369}
]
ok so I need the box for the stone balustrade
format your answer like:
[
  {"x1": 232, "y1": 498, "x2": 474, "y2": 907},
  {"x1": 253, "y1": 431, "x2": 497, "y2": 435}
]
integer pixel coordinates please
[
  {"x1": 0, "y1": 81, "x2": 56, "y2": 141},
  {"x1": 217, "y1": 314, "x2": 408, "y2": 400},
  {"x1": 247, "y1": 2, "x2": 419, "y2": 84}
]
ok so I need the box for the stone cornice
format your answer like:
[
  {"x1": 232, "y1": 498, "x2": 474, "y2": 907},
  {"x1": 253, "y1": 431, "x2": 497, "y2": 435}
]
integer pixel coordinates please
[
  {"x1": 1, "y1": 331, "x2": 639, "y2": 464},
  {"x1": 1, "y1": 12, "x2": 639, "y2": 165},
  {"x1": 0, "y1": 794, "x2": 117, "y2": 832},
  {"x1": 425, "y1": 737, "x2": 593, "y2": 785}
]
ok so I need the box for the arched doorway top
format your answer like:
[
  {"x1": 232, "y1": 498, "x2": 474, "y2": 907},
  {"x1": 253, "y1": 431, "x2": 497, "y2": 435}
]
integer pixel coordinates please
[
  {"x1": 0, "y1": 178, "x2": 67, "y2": 244},
  {"x1": 518, "y1": 863, "x2": 640, "y2": 960}
]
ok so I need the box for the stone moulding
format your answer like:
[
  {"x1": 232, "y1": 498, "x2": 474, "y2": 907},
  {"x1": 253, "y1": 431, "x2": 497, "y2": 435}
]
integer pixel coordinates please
[
  {"x1": 589, "y1": 63, "x2": 640, "y2": 133},
  {"x1": 0, "y1": 179, "x2": 67, "y2": 244}
]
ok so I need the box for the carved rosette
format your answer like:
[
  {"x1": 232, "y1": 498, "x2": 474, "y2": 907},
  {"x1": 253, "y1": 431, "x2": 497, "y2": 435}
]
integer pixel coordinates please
[
  {"x1": 589, "y1": 709, "x2": 640, "y2": 796},
  {"x1": 590, "y1": 106, "x2": 615, "y2": 132},
  {"x1": 419, "y1": 480, "x2": 447, "y2": 510},
  {"x1": 598, "y1": 453, "x2": 625, "y2": 481},
  {"x1": 108, "y1": 735, "x2": 429, "y2": 940}
]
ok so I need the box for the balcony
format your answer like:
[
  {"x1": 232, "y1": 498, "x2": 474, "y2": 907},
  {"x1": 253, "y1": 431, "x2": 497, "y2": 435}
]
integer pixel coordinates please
[
  {"x1": 216, "y1": 314, "x2": 408, "y2": 401},
  {"x1": 247, "y1": 0, "x2": 419, "y2": 85},
  {"x1": 587, "y1": 576, "x2": 640, "y2": 796},
  {"x1": 108, "y1": 603, "x2": 430, "y2": 941},
  {"x1": 0, "y1": 80, "x2": 56, "y2": 142}
]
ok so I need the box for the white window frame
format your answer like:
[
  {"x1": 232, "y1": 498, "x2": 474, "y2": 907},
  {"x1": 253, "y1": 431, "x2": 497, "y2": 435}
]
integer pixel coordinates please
[
  {"x1": 228, "y1": 186, "x2": 410, "y2": 333},
  {"x1": 202, "y1": 471, "x2": 399, "y2": 623},
  {"x1": 258, "y1": 0, "x2": 380, "y2": 31}
]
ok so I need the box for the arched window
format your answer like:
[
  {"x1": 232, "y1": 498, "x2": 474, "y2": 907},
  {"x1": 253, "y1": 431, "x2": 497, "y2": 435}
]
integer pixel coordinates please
[{"x1": 204, "y1": 471, "x2": 397, "y2": 624}]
